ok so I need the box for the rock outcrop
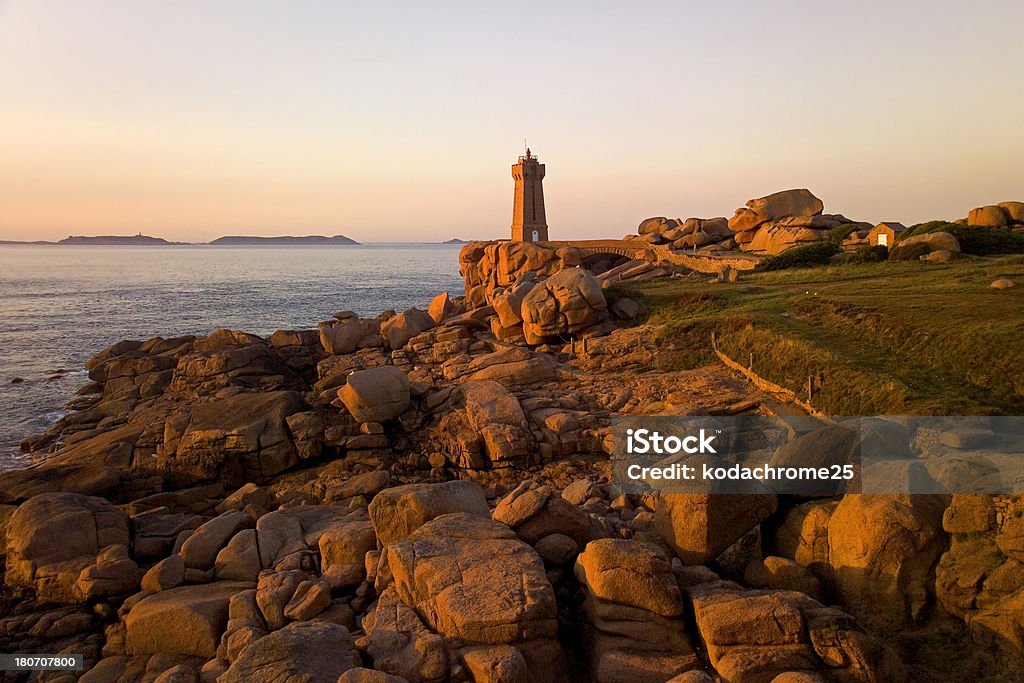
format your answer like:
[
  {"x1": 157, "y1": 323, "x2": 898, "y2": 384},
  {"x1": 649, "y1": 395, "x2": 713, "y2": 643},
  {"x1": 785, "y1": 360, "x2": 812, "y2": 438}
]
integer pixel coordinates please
[
  {"x1": 827, "y1": 494, "x2": 947, "y2": 632},
  {"x1": 725, "y1": 189, "x2": 870, "y2": 255},
  {"x1": 575, "y1": 539, "x2": 701, "y2": 682},
  {"x1": 964, "y1": 201, "x2": 1024, "y2": 229},
  {"x1": 521, "y1": 267, "x2": 610, "y2": 344},
  {"x1": 936, "y1": 494, "x2": 1024, "y2": 676},
  {"x1": 653, "y1": 492, "x2": 777, "y2": 565},
  {"x1": 5, "y1": 492, "x2": 131, "y2": 603},
  {"x1": 368, "y1": 512, "x2": 564, "y2": 681},
  {"x1": 688, "y1": 575, "x2": 906, "y2": 682}
]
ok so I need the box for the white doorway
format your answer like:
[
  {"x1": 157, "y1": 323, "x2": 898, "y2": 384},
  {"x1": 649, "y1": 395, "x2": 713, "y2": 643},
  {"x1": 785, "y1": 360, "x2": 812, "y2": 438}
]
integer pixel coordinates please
[{"x1": 878, "y1": 233, "x2": 888, "y2": 247}]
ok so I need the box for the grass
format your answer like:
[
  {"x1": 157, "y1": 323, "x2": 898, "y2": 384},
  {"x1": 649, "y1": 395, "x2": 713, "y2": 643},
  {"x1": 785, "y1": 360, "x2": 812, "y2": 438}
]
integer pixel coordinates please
[{"x1": 613, "y1": 255, "x2": 1024, "y2": 415}]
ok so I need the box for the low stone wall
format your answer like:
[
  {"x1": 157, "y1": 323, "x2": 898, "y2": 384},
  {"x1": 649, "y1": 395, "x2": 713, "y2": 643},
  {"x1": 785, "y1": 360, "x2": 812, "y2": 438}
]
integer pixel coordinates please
[{"x1": 711, "y1": 331, "x2": 828, "y2": 419}]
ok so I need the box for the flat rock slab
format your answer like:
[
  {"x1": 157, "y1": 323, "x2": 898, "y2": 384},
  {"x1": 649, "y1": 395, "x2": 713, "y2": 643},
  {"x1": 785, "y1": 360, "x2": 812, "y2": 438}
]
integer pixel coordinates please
[{"x1": 125, "y1": 580, "x2": 254, "y2": 657}]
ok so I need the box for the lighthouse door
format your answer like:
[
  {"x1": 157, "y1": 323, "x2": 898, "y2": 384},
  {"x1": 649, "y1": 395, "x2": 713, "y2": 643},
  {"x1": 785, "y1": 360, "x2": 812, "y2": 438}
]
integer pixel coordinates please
[{"x1": 531, "y1": 230, "x2": 539, "y2": 242}]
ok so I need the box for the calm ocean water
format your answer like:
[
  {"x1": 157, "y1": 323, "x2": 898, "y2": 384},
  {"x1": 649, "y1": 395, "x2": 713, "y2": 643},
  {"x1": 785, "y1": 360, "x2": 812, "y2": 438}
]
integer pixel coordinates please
[{"x1": 0, "y1": 244, "x2": 465, "y2": 471}]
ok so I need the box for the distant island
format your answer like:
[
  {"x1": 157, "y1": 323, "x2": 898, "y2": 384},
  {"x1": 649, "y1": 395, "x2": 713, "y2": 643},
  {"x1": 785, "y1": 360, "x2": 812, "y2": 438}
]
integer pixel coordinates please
[
  {"x1": 58, "y1": 235, "x2": 178, "y2": 245},
  {"x1": 209, "y1": 235, "x2": 359, "y2": 245},
  {"x1": 442, "y1": 238, "x2": 469, "y2": 244}
]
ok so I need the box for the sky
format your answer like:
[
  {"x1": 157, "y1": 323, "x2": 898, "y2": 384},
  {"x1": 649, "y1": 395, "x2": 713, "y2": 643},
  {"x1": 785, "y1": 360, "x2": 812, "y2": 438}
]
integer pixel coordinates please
[{"x1": 1, "y1": 1, "x2": 1022, "y2": 243}]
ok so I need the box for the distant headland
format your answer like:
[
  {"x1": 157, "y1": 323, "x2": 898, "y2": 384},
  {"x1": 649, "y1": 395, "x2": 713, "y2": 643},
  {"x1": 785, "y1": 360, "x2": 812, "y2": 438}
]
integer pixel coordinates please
[{"x1": 0, "y1": 233, "x2": 361, "y2": 246}]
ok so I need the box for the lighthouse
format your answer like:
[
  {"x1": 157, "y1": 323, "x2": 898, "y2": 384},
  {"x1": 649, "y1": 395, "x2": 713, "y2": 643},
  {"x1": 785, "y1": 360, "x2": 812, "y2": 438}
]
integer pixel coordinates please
[{"x1": 511, "y1": 147, "x2": 548, "y2": 242}]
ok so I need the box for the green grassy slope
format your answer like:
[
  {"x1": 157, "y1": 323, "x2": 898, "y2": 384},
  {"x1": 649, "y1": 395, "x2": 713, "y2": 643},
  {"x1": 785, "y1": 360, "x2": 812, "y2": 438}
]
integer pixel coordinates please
[{"x1": 614, "y1": 255, "x2": 1024, "y2": 415}]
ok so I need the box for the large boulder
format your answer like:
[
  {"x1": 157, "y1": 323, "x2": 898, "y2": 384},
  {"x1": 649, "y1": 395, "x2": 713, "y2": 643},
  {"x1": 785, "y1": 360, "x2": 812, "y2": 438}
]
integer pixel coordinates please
[
  {"x1": 170, "y1": 329, "x2": 300, "y2": 395},
  {"x1": 461, "y1": 381, "x2": 531, "y2": 467},
  {"x1": 967, "y1": 205, "x2": 1009, "y2": 227},
  {"x1": 124, "y1": 581, "x2": 254, "y2": 657},
  {"x1": 382, "y1": 308, "x2": 436, "y2": 350},
  {"x1": 384, "y1": 513, "x2": 559, "y2": 644},
  {"x1": 653, "y1": 493, "x2": 777, "y2": 565},
  {"x1": 74, "y1": 544, "x2": 142, "y2": 600},
  {"x1": 220, "y1": 620, "x2": 360, "y2": 683},
  {"x1": 768, "y1": 500, "x2": 837, "y2": 581},
  {"x1": 742, "y1": 224, "x2": 826, "y2": 255},
  {"x1": 319, "y1": 520, "x2": 377, "y2": 587},
  {"x1": 214, "y1": 528, "x2": 262, "y2": 581},
  {"x1": 728, "y1": 189, "x2": 824, "y2": 233},
  {"x1": 493, "y1": 480, "x2": 593, "y2": 545},
  {"x1": 4, "y1": 492, "x2": 130, "y2": 603},
  {"x1": 521, "y1": 268, "x2": 608, "y2": 345},
  {"x1": 935, "y1": 495, "x2": 1024, "y2": 677},
  {"x1": 364, "y1": 586, "x2": 450, "y2": 683},
  {"x1": 574, "y1": 539, "x2": 683, "y2": 617},
  {"x1": 492, "y1": 276, "x2": 539, "y2": 329},
  {"x1": 428, "y1": 292, "x2": 456, "y2": 323},
  {"x1": 255, "y1": 504, "x2": 358, "y2": 570},
  {"x1": 319, "y1": 314, "x2": 381, "y2": 355},
  {"x1": 689, "y1": 580, "x2": 905, "y2": 683},
  {"x1": 494, "y1": 241, "x2": 561, "y2": 286},
  {"x1": 159, "y1": 390, "x2": 310, "y2": 486},
  {"x1": 638, "y1": 217, "x2": 679, "y2": 235},
  {"x1": 888, "y1": 232, "x2": 960, "y2": 261},
  {"x1": 179, "y1": 510, "x2": 253, "y2": 571},
  {"x1": 574, "y1": 538, "x2": 699, "y2": 681},
  {"x1": 338, "y1": 366, "x2": 411, "y2": 422},
  {"x1": 368, "y1": 480, "x2": 490, "y2": 546},
  {"x1": 998, "y1": 201, "x2": 1024, "y2": 224},
  {"x1": 746, "y1": 189, "x2": 824, "y2": 221},
  {"x1": 827, "y1": 494, "x2": 946, "y2": 632},
  {"x1": 461, "y1": 348, "x2": 560, "y2": 386}
]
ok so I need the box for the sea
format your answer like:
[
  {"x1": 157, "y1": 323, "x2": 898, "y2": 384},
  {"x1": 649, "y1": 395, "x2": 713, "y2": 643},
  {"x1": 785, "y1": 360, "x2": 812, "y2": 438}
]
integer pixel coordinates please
[{"x1": 0, "y1": 244, "x2": 466, "y2": 471}]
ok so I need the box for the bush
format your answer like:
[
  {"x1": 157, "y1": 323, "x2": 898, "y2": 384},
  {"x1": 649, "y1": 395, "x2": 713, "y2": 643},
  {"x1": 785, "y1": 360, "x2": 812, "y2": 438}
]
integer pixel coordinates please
[
  {"x1": 825, "y1": 224, "x2": 858, "y2": 245},
  {"x1": 953, "y1": 227, "x2": 1024, "y2": 255},
  {"x1": 901, "y1": 221, "x2": 1024, "y2": 255},
  {"x1": 756, "y1": 242, "x2": 840, "y2": 271},
  {"x1": 846, "y1": 245, "x2": 889, "y2": 263},
  {"x1": 900, "y1": 220, "x2": 955, "y2": 239}
]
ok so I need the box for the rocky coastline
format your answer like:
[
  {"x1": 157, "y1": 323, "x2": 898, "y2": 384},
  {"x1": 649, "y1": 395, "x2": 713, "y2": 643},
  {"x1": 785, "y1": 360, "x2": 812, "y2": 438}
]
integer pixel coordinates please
[{"x1": 2, "y1": 195, "x2": 1023, "y2": 682}]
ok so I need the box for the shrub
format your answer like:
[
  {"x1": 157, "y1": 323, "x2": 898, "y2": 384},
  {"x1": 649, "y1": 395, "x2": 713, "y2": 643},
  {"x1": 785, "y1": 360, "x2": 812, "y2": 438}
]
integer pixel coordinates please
[
  {"x1": 756, "y1": 242, "x2": 841, "y2": 271},
  {"x1": 825, "y1": 224, "x2": 858, "y2": 245},
  {"x1": 953, "y1": 227, "x2": 1024, "y2": 255},
  {"x1": 900, "y1": 220, "x2": 955, "y2": 239},
  {"x1": 901, "y1": 221, "x2": 1024, "y2": 255},
  {"x1": 846, "y1": 245, "x2": 889, "y2": 263}
]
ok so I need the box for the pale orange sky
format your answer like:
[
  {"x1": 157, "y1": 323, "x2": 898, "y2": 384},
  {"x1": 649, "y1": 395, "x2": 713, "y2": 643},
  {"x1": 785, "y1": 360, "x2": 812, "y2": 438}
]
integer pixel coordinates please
[{"x1": 1, "y1": 1, "x2": 1023, "y2": 242}]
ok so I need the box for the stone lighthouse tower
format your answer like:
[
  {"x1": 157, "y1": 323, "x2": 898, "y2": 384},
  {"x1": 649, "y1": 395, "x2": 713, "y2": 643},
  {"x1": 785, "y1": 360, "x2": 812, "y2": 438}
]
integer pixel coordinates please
[{"x1": 511, "y1": 147, "x2": 548, "y2": 242}]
